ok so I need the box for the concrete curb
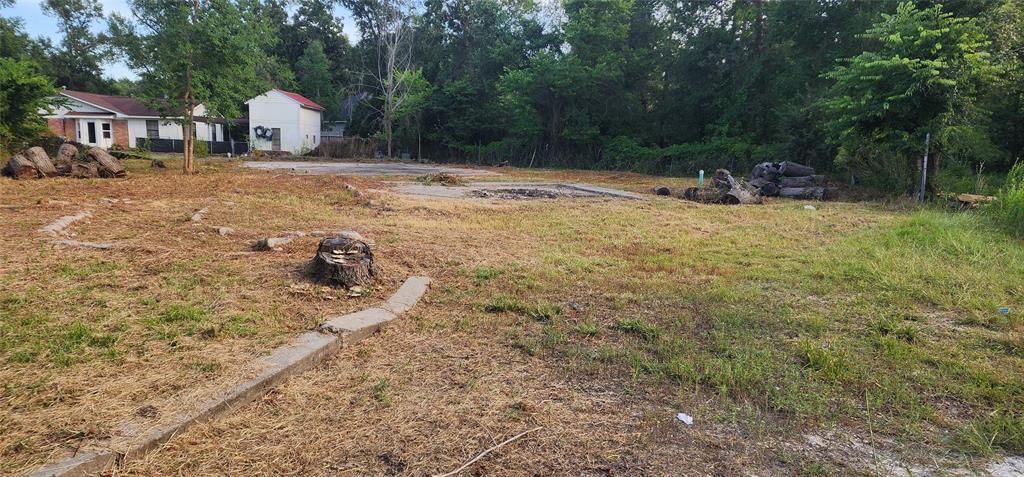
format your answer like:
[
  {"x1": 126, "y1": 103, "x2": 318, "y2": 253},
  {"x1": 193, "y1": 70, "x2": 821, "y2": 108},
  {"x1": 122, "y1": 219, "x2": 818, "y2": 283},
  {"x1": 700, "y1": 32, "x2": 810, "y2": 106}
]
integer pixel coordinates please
[{"x1": 27, "y1": 276, "x2": 431, "y2": 477}]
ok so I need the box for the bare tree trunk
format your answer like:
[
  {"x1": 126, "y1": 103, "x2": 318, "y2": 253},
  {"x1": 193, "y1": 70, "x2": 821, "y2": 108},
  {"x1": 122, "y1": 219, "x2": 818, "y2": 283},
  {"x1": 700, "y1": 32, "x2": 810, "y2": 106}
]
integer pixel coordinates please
[{"x1": 384, "y1": 109, "x2": 393, "y2": 157}]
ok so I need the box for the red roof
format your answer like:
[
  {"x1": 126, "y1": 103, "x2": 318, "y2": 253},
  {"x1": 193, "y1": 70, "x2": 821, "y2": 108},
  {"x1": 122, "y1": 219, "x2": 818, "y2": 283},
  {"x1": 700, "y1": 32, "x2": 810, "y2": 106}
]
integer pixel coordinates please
[
  {"x1": 62, "y1": 89, "x2": 162, "y2": 117},
  {"x1": 277, "y1": 89, "x2": 325, "y2": 111}
]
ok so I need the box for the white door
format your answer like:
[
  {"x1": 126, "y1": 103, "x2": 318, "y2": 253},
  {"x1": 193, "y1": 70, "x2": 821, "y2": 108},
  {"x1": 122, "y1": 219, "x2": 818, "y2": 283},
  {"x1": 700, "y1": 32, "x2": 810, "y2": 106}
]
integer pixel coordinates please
[{"x1": 79, "y1": 120, "x2": 113, "y2": 148}]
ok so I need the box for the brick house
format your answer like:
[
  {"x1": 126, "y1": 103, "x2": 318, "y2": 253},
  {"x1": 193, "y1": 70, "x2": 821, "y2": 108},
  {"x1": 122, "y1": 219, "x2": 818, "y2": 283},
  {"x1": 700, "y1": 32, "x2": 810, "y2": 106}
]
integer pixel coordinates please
[{"x1": 45, "y1": 89, "x2": 224, "y2": 150}]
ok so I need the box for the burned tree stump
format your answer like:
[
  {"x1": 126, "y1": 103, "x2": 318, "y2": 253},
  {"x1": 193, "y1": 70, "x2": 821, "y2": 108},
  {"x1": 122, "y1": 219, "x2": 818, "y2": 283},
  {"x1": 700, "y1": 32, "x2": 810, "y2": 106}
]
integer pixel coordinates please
[
  {"x1": 309, "y1": 234, "x2": 375, "y2": 288},
  {"x1": 24, "y1": 147, "x2": 58, "y2": 177},
  {"x1": 3, "y1": 154, "x2": 39, "y2": 179},
  {"x1": 55, "y1": 144, "x2": 79, "y2": 175},
  {"x1": 85, "y1": 148, "x2": 126, "y2": 178}
]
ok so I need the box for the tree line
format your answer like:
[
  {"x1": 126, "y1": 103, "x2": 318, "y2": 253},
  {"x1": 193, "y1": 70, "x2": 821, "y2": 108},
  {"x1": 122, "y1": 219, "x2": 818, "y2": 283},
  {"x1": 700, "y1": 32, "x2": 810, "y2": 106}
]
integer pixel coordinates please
[{"x1": 2, "y1": 0, "x2": 1022, "y2": 189}]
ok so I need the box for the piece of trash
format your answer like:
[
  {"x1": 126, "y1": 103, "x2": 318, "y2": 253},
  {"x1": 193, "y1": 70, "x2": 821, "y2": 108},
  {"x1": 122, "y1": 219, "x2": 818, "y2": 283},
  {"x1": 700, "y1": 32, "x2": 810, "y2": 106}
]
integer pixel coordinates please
[
  {"x1": 997, "y1": 307, "x2": 1010, "y2": 315},
  {"x1": 803, "y1": 204, "x2": 816, "y2": 211},
  {"x1": 676, "y1": 412, "x2": 693, "y2": 425}
]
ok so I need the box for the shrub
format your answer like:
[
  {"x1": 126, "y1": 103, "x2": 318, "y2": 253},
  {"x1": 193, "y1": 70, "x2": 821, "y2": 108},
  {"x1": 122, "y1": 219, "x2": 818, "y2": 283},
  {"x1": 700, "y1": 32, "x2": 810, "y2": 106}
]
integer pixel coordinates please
[
  {"x1": 194, "y1": 139, "x2": 209, "y2": 158},
  {"x1": 986, "y1": 162, "x2": 1024, "y2": 239}
]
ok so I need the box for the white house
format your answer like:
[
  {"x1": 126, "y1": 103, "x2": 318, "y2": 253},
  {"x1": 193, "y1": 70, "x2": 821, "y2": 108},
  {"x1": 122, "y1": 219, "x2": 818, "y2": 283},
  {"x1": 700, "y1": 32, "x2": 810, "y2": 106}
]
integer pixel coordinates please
[
  {"x1": 246, "y1": 89, "x2": 324, "y2": 153},
  {"x1": 45, "y1": 89, "x2": 223, "y2": 149}
]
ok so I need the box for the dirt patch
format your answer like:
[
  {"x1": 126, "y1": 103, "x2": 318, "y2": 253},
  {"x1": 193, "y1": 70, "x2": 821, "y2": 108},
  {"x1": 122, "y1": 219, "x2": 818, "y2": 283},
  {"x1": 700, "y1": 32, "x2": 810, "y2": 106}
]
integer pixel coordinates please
[
  {"x1": 393, "y1": 182, "x2": 643, "y2": 200},
  {"x1": 469, "y1": 187, "x2": 562, "y2": 199}
]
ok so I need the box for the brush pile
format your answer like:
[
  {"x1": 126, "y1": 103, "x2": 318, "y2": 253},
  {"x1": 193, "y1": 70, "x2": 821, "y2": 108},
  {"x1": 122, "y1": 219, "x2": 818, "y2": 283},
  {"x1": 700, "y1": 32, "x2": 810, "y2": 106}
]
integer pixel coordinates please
[
  {"x1": 3, "y1": 144, "x2": 126, "y2": 180},
  {"x1": 748, "y1": 161, "x2": 828, "y2": 200},
  {"x1": 680, "y1": 169, "x2": 763, "y2": 204}
]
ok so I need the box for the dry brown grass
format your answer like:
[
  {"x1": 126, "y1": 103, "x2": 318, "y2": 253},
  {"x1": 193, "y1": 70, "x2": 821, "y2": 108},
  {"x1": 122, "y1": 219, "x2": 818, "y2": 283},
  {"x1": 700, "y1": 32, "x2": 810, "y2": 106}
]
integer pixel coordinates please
[{"x1": 3, "y1": 158, "x2": 1021, "y2": 476}]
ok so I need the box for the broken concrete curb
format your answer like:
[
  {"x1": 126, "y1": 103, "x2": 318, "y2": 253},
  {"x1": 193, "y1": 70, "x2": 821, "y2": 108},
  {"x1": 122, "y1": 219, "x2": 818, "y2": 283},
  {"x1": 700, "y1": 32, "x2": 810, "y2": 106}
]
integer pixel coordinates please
[
  {"x1": 26, "y1": 276, "x2": 431, "y2": 477},
  {"x1": 38, "y1": 211, "x2": 92, "y2": 237}
]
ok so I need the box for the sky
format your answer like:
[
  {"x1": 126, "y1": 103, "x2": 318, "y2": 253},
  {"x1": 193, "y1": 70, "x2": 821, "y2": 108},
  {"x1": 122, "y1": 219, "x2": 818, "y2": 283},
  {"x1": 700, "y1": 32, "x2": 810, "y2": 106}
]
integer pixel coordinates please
[{"x1": 1, "y1": 0, "x2": 359, "y2": 81}]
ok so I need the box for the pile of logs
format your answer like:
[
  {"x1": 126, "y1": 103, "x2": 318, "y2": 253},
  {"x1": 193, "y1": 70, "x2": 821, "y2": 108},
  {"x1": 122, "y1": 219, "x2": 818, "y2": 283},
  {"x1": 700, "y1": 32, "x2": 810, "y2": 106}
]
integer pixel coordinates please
[
  {"x1": 748, "y1": 161, "x2": 828, "y2": 200},
  {"x1": 2, "y1": 143, "x2": 126, "y2": 180}
]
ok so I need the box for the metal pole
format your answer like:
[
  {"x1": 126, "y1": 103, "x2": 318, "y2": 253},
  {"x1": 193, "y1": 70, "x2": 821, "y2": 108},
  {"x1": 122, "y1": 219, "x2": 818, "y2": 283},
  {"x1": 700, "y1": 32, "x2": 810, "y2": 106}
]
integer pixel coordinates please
[{"x1": 919, "y1": 133, "x2": 930, "y2": 203}]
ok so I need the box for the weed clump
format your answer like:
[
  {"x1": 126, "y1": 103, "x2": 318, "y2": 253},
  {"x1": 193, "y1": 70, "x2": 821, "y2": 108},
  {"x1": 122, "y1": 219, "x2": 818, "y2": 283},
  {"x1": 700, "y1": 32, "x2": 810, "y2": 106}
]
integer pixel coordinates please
[
  {"x1": 417, "y1": 172, "x2": 465, "y2": 186},
  {"x1": 614, "y1": 319, "x2": 660, "y2": 340},
  {"x1": 986, "y1": 161, "x2": 1024, "y2": 238},
  {"x1": 484, "y1": 295, "x2": 562, "y2": 321}
]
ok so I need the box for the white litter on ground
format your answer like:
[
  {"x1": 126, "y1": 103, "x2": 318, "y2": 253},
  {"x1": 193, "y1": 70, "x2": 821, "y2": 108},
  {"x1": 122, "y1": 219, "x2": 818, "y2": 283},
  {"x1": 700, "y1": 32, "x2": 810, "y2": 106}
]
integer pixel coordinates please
[{"x1": 676, "y1": 412, "x2": 693, "y2": 425}]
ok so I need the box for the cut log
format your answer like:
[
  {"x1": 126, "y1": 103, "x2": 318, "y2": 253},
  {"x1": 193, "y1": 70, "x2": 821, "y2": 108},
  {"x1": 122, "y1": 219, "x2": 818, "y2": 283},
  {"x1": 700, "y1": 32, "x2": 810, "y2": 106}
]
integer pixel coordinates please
[
  {"x1": 70, "y1": 162, "x2": 99, "y2": 179},
  {"x1": 779, "y1": 175, "x2": 826, "y2": 188},
  {"x1": 779, "y1": 187, "x2": 828, "y2": 201},
  {"x1": 55, "y1": 144, "x2": 78, "y2": 175},
  {"x1": 758, "y1": 182, "x2": 780, "y2": 197},
  {"x1": 308, "y1": 234, "x2": 375, "y2": 288},
  {"x1": 778, "y1": 161, "x2": 815, "y2": 177},
  {"x1": 85, "y1": 148, "x2": 126, "y2": 178},
  {"x1": 3, "y1": 154, "x2": 39, "y2": 179},
  {"x1": 749, "y1": 162, "x2": 781, "y2": 181},
  {"x1": 24, "y1": 147, "x2": 58, "y2": 177}
]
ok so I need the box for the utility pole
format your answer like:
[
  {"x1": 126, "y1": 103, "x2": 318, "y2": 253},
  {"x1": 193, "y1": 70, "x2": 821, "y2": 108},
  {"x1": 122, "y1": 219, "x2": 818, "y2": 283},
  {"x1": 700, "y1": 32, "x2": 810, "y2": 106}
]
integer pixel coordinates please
[{"x1": 919, "y1": 133, "x2": 930, "y2": 203}]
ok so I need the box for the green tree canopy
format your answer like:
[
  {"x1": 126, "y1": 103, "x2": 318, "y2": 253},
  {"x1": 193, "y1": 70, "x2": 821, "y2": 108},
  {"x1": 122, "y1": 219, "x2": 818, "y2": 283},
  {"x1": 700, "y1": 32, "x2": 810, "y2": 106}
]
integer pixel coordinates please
[
  {"x1": 0, "y1": 58, "x2": 61, "y2": 152},
  {"x1": 109, "y1": 0, "x2": 275, "y2": 174},
  {"x1": 822, "y1": 2, "x2": 998, "y2": 191}
]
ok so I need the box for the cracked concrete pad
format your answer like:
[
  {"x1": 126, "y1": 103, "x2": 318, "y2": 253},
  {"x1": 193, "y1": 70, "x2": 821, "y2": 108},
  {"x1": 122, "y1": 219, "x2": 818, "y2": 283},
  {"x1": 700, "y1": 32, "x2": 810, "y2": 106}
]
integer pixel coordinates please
[{"x1": 243, "y1": 161, "x2": 498, "y2": 177}]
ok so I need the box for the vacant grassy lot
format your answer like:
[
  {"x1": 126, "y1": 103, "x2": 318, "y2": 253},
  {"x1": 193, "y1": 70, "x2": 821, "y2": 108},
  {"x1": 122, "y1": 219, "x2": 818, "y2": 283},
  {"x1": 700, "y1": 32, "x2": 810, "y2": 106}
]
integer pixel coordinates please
[{"x1": 2, "y1": 158, "x2": 1022, "y2": 475}]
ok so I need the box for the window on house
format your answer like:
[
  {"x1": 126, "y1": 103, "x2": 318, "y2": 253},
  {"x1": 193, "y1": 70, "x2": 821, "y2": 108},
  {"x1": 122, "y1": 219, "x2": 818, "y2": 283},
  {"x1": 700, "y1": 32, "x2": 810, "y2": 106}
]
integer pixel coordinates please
[
  {"x1": 212, "y1": 125, "x2": 218, "y2": 142},
  {"x1": 146, "y1": 120, "x2": 159, "y2": 138},
  {"x1": 102, "y1": 123, "x2": 111, "y2": 139}
]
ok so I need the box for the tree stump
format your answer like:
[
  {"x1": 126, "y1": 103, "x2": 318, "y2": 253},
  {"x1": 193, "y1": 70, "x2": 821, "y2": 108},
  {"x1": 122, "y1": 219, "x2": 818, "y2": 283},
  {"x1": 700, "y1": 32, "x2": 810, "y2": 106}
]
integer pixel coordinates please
[
  {"x1": 309, "y1": 233, "x2": 375, "y2": 288},
  {"x1": 24, "y1": 147, "x2": 58, "y2": 177},
  {"x1": 55, "y1": 144, "x2": 79, "y2": 175},
  {"x1": 3, "y1": 154, "x2": 39, "y2": 179},
  {"x1": 85, "y1": 148, "x2": 126, "y2": 178}
]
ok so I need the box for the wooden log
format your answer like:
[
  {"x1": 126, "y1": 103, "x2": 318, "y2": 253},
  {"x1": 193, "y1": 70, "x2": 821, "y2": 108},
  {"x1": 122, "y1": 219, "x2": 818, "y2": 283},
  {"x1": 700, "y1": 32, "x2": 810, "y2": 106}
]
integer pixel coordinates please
[
  {"x1": 55, "y1": 144, "x2": 78, "y2": 175},
  {"x1": 85, "y1": 148, "x2": 127, "y2": 178},
  {"x1": 70, "y1": 161, "x2": 99, "y2": 179},
  {"x1": 779, "y1": 187, "x2": 828, "y2": 201},
  {"x1": 3, "y1": 154, "x2": 40, "y2": 179},
  {"x1": 749, "y1": 162, "x2": 780, "y2": 181},
  {"x1": 779, "y1": 175, "x2": 826, "y2": 188},
  {"x1": 308, "y1": 234, "x2": 375, "y2": 288},
  {"x1": 778, "y1": 161, "x2": 815, "y2": 177},
  {"x1": 24, "y1": 147, "x2": 59, "y2": 177},
  {"x1": 758, "y1": 182, "x2": 780, "y2": 197}
]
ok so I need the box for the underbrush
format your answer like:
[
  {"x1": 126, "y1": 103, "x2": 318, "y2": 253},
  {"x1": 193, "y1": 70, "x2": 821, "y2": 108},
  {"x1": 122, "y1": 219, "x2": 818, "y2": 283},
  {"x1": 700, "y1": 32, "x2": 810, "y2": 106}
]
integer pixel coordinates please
[{"x1": 986, "y1": 162, "x2": 1024, "y2": 239}]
